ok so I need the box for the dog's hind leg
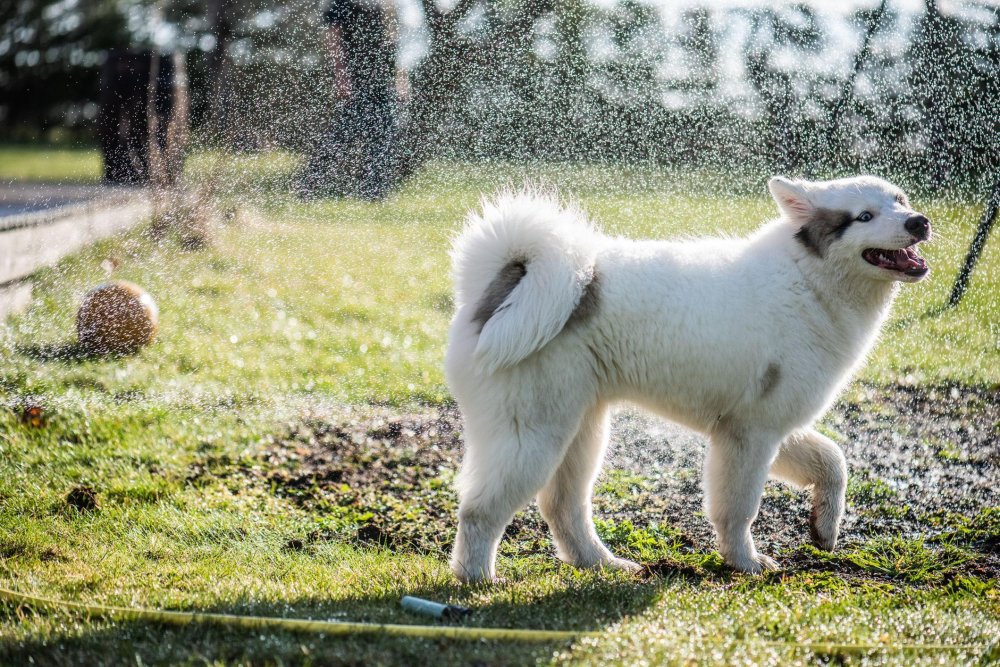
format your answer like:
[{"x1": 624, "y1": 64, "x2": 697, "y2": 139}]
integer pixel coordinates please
[
  {"x1": 770, "y1": 428, "x2": 847, "y2": 551},
  {"x1": 450, "y1": 398, "x2": 589, "y2": 584},
  {"x1": 537, "y1": 403, "x2": 641, "y2": 574},
  {"x1": 704, "y1": 425, "x2": 782, "y2": 573}
]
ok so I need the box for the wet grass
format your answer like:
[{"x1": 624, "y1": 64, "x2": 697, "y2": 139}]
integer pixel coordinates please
[
  {"x1": 0, "y1": 152, "x2": 998, "y2": 665},
  {"x1": 807, "y1": 537, "x2": 976, "y2": 585}
]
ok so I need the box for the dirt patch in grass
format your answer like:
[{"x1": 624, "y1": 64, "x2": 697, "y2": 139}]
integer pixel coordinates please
[
  {"x1": 263, "y1": 410, "x2": 460, "y2": 496},
  {"x1": 258, "y1": 407, "x2": 465, "y2": 554},
  {"x1": 64, "y1": 485, "x2": 100, "y2": 512},
  {"x1": 209, "y1": 383, "x2": 998, "y2": 579},
  {"x1": 603, "y1": 383, "x2": 999, "y2": 579}
]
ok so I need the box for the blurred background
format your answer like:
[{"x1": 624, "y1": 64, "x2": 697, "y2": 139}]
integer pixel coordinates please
[{"x1": 2, "y1": 0, "x2": 998, "y2": 194}]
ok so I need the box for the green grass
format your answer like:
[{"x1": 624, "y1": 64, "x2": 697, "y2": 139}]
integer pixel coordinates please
[
  {"x1": 932, "y1": 508, "x2": 1000, "y2": 550},
  {"x1": 807, "y1": 537, "x2": 976, "y2": 585},
  {"x1": 0, "y1": 144, "x2": 102, "y2": 183},
  {"x1": 594, "y1": 470, "x2": 649, "y2": 500},
  {"x1": 0, "y1": 152, "x2": 998, "y2": 665}
]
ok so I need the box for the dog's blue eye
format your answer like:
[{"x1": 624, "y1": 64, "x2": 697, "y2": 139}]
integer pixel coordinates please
[{"x1": 856, "y1": 212, "x2": 873, "y2": 222}]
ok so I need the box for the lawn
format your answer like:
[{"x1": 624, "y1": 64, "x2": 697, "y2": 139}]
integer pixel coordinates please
[
  {"x1": 0, "y1": 145, "x2": 102, "y2": 183},
  {"x1": 0, "y1": 148, "x2": 997, "y2": 665}
]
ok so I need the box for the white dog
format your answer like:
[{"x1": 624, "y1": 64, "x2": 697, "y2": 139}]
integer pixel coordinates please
[{"x1": 445, "y1": 176, "x2": 930, "y2": 582}]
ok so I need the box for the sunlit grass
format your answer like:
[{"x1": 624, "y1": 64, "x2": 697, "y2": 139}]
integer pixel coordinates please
[
  {"x1": 0, "y1": 152, "x2": 997, "y2": 664},
  {"x1": 2, "y1": 156, "x2": 996, "y2": 410},
  {"x1": 0, "y1": 144, "x2": 102, "y2": 183},
  {"x1": 806, "y1": 537, "x2": 976, "y2": 585}
]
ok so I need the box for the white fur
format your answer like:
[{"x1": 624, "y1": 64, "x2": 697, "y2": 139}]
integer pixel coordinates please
[
  {"x1": 452, "y1": 192, "x2": 600, "y2": 374},
  {"x1": 446, "y1": 176, "x2": 929, "y2": 582}
]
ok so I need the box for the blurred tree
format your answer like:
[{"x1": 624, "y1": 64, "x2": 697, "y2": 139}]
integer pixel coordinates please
[
  {"x1": 604, "y1": 0, "x2": 663, "y2": 107},
  {"x1": 96, "y1": 50, "x2": 181, "y2": 184},
  {"x1": 826, "y1": 0, "x2": 889, "y2": 169},
  {"x1": 154, "y1": 0, "x2": 327, "y2": 149},
  {"x1": 678, "y1": 7, "x2": 719, "y2": 93},
  {"x1": 848, "y1": 0, "x2": 1000, "y2": 193},
  {"x1": 906, "y1": 0, "x2": 1000, "y2": 194},
  {"x1": 744, "y1": 9, "x2": 801, "y2": 171},
  {"x1": 0, "y1": 0, "x2": 327, "y2": 148},
  {"x1": 3, "y1": 0, "x2": 997, "y2": 196},
  {"x1": 407, "y1": 0, "x2": 559, "y2": 161},
  {"x1": 203, "y1": 0, "x2": 237, "y2": 143},
  {"x1": 909, "y1": 0, "x2": 963, "y2": 190},
  {"x1": 406, "y1": 0, "x2": 479, "y2": 160},
  {"x1": 0, "y1": 0, "x2": 131, "y2": 141}
]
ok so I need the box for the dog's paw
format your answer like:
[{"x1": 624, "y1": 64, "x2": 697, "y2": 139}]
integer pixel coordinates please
[
  {"x1": 455, "y1": 571, "x2": 506, "y2": 586},
  {"x1": 754, "y1": 553, "x2": 780, "y2": 572},
  {"x1": 451, "y1": 560, "x2": 496, "y2": 585},
  {"x1": 809, "y1": 507, "x2": 840, "y2": 552},
  {"x1": 603, "y1": 557, "x2": 643, "y2": 574},
  {"x1": 726, "y1": 551, "x2": 780, "y2": 574}
]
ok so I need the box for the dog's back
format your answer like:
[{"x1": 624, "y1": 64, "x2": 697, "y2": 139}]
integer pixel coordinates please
[{"x1": 450, "y1": 193, "x2": 885, "y2": 432}]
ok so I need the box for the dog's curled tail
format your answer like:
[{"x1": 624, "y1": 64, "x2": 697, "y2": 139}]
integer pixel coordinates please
[{"x1": 452, "y1": 190, "x2": 599, "y2": 375}]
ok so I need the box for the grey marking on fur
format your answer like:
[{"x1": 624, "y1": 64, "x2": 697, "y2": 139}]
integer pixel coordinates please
[
  {"x1": 472, "y1": 259, "x2": 527, "y2": 331},
  {"x1": 566, "y1": 269, "x2": 600, "y2": 328},
  {"x1": 586, "y1": 341, "x2": 614, "y2": 383},
  {"x1": 795, "y1": 208, "x2": 854, "y2": 258},
  {"x1": 759, "y1": 362, "x2": 781, "y2": 398}
]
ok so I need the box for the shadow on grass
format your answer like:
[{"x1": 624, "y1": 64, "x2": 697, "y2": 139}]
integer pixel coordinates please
[{"x1": 0, "y1": 579, "x2": 666, "y2": 665}]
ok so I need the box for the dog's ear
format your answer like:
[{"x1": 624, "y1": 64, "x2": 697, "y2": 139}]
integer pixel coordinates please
[{"x1": 768, "y1": 177, "x2": 815, "y2": 225}]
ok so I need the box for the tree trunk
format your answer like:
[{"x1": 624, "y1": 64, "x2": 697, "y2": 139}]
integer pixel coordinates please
[
  {"x1": 205, "y1": 0, "x2": 236, "y2": 145},
  {"x1": 404, "y1": 0, "x2": 478, "y2": 162}
]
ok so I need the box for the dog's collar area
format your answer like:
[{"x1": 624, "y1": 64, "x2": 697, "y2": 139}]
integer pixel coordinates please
[{"x1": 861, "y1": 245, "x2": 928, "y2": 276}]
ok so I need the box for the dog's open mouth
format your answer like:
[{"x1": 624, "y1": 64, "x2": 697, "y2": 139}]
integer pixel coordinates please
[{"x1": 862, "y1": 245, "x2": 928, "y2": 277}]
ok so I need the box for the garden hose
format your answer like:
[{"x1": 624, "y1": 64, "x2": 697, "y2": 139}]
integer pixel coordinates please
[
  {"x1": 0, "y1": 585, "x2": 990, "y2": 656},
  {"x1": 0, "y1": 586, "x2": 588, "y2": 643}
]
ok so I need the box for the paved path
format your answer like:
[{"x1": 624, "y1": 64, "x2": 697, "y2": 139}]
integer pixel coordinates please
[
  {"x1": 0, "y1": 182, "x2": 150, "y2": 320},
  {"x1": 0, "y1": 184, "x2": 103, "y2": 218}
]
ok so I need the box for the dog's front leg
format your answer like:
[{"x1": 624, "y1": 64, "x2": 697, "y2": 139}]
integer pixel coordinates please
[{"x1": 704, "y1": 427, "x2": 781, "y2": 573}]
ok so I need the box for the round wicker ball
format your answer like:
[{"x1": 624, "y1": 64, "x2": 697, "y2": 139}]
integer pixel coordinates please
[{"x1": 76, "y1": 281, "x2": 158, "y2": 355}]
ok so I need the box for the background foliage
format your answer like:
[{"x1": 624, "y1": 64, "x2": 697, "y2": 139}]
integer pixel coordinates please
[{"x1": 2, "y1": 0, "x2": 999, "y2": 192}]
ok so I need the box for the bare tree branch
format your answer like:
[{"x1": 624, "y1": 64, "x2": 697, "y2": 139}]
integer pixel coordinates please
[
  {"x1": 419, "y1": 0, "x2": 444, "y2": 34},
  {"x1": 446, "y1": 0, "x2": 477, "y2": 26}
]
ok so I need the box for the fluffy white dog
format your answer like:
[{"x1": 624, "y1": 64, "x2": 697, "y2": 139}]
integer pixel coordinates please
[{"x1": 445, "y1": 176, "x2": 930, "y2": 582}]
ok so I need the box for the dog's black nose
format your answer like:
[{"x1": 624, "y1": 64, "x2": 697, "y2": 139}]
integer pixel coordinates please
[{"x1": 905, "y1": 214, "x2": 930, "y2": 239}]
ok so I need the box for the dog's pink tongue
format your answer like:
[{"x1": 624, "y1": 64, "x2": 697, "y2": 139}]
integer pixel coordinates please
[
  {"x1": 898, "y1": 248, "x2": 927, "y2": 271},
  {"x1": 882, "y1": 248, "x2": 927, "y2": 271}
]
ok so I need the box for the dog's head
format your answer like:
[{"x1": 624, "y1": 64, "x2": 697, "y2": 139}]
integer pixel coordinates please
[{"x1": 768, "y1": 175, "x2": 930, "y2": 283}]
